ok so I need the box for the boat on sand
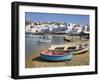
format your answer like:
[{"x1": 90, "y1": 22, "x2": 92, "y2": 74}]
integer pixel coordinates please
[
  {"x1": 48, "y1": 43, "x2": 89, "y2": 55},
  {"x1": 40, "y1": 43, "x2": 88, "y2": 61},
  {"x1": 40, "y1": 50, "x2": 73, "y2": 61}
]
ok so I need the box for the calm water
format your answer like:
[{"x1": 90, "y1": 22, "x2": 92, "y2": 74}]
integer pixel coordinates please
[{"x1": 25, "y1": 35, "x2": 65, "y2": 57}]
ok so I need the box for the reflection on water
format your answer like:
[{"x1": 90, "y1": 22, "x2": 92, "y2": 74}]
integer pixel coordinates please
[{"x1": 25, "y1": 35, "x2": 65, "y2": 57}]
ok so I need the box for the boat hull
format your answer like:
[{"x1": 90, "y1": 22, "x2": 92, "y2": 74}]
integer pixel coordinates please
[
  {"x1": 72, "y1": 47, "x2": 89, "y2": 54},
  {"x1": 40, "y1": 53, "x2": 73, "y2": 61},
  {"x1": 38, "y1": 39, "x2": 51, "y2": 43}
]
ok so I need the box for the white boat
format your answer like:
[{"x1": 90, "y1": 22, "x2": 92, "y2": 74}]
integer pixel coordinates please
[
  {"x1": 48, "y1": 43, "x2": 89, "y2": 55},
  {"x1": 38, "y1": 39, "x2": 51, "y2": 43}
]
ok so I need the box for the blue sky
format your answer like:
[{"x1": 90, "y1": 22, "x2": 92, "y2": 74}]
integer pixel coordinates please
[{"x1": 25, "y1": 12, "x2": 89, "y2": 25}]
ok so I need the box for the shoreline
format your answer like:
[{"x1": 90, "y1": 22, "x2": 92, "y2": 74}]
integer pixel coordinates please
[{"x1": 25, "y1": 39, "x2": 89, "y2": 68}]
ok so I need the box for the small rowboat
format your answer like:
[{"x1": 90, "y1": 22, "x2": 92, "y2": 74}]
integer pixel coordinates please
[
  {"x1": 40, "y1": 51, "x2": 73, "y2": 61},
  {"x1": 49, "y1": 43, "x2": 89, "y2": 55}
]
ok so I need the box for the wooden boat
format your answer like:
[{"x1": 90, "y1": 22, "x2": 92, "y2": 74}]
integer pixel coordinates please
[
  {"x1": 72, "y1": 46, "x2": 89, "y2": 54},
  {"x1": 40, "y1": 50, "x2": 73, "y2": 61},
  {"x1": 48, "y1": 43, "x2": 89, "y2": 55}
]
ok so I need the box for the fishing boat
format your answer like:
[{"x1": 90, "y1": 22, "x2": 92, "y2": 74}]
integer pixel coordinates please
[
  {"x1": 48, "y1": 43, "x2": 89, "y2": 55},
  {"x1": 40, "y1": 50, "x2": 73, "y2": 61}
]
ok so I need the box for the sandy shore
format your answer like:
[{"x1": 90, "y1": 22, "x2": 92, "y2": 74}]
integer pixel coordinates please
[{"x1": 25, "y1": 38, "x2": 89, "y2": 68}]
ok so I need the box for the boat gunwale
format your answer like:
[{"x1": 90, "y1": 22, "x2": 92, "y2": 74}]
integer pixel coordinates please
[{"x1": 40, "y1": 53, "x2": 71, "y2": 57}]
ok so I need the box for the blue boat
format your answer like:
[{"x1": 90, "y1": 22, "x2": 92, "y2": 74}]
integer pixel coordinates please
[{"x1": 40, "y1": 51, "x2": 73, "y2": 61}]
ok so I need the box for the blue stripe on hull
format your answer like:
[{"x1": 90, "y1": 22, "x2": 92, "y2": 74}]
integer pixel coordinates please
[{"x1": 40, "y1": 54, "x2": 73, "y2": 61}]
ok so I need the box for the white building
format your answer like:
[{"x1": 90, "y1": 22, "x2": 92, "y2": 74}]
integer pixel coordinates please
[
  {"x1": 66, "y1": 23, "x2": 76, "y2": 33},
  {"x1": 25, "y1": 25, "x2": 32, "y2": 33}
]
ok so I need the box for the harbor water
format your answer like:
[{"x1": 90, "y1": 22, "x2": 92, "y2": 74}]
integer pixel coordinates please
[{"x1": 25, "y1": 35, "x2": 65, "y2": 57}]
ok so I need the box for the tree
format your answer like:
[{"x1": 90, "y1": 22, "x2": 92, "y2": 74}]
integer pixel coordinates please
[{"x1": 25, "y1": 20, "x2": 31, "y2": 26}]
